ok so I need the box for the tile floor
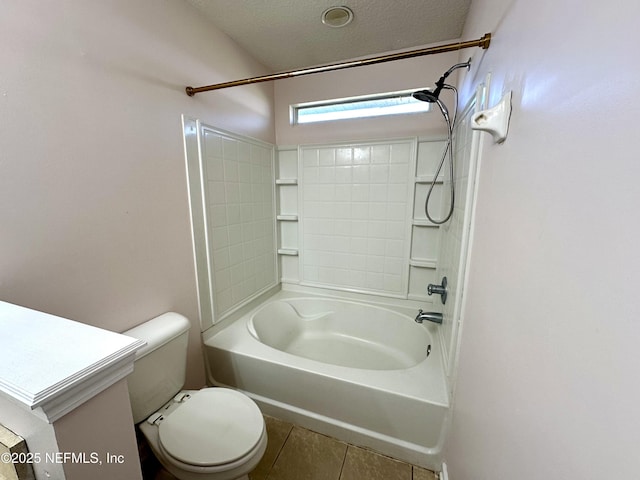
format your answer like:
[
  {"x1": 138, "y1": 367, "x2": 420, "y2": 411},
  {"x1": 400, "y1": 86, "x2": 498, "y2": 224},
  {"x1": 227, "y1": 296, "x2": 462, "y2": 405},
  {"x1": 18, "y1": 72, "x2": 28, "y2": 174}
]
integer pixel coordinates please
[
  {"x1": 144, "y1": 415, "x2": 438, "y2": 480},
  {"x1": 251, "y1": 416, "x2": 438, "y2": 480}
]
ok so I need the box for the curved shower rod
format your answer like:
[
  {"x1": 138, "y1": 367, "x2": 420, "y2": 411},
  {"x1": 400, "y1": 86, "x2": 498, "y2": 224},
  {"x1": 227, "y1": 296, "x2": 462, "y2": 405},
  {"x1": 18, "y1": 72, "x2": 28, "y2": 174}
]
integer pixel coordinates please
[{"x1": 185, "y1": 33, "x2": 491, "y2": 96}]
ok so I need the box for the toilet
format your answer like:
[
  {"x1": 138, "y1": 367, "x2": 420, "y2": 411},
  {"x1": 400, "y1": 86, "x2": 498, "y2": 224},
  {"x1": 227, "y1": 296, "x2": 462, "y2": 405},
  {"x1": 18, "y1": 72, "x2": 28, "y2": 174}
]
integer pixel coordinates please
[{"x1": 124, "y1": 312, "x2": 267, "y2": 480}]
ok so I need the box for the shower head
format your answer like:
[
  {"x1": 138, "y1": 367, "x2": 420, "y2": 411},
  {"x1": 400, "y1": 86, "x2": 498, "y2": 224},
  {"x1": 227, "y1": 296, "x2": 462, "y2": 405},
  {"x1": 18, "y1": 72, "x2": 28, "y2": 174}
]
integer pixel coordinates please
[
  {"x1": 412, "y1": 89, "x2": 440, "y2": 103},
  {"x1": 412, "y1": 59, "x2": 472, "y2": 103}
]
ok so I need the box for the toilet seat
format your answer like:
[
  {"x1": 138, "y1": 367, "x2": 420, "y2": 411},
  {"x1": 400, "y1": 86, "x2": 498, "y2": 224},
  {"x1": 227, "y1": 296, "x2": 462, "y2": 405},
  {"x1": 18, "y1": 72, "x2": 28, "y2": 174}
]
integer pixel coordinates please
[{"x1": 158, "y1": 388, "x2": 264, "y2": 467}]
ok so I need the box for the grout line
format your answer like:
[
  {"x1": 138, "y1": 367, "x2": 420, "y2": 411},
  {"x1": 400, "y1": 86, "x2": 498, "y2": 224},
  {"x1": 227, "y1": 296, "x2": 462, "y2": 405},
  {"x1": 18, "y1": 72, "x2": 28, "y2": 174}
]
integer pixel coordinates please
[
  {"x1": 264, "y1": 424, "x2": 295, "y2": 480},
  {"x1": 337, "y1": 445, "x2": 350, "y2": 480},
  {"x1": 265, "y1": 424, "x2": 294, "y2": 479}
]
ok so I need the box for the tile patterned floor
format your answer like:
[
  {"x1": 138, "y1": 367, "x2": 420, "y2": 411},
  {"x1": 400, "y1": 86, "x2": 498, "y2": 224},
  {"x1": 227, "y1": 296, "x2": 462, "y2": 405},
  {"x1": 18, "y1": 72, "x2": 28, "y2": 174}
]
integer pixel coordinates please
[
  {"x1": 144, "y1": 415, "x2": 438, "y2": 480},
  {"x1": 249, "y1": 416, "x2": 438, "y2": 480}
]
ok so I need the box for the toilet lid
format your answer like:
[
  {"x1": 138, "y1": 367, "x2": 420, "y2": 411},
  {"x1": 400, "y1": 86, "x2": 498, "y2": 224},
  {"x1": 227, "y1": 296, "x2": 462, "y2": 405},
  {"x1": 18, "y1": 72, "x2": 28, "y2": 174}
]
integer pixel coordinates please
[{"x1": 158, "y1": 388, "x2": 264, "y2": 467}]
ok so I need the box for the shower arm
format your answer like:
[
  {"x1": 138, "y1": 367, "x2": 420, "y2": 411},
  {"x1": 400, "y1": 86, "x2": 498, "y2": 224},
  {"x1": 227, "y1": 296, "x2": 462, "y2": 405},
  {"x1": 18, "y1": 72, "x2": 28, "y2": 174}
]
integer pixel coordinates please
[
  {"x1": 185, "y1": 33, "x2": 491, "y2": 96},
  {"x1": 430, "y1": 60, "x2": 470, "y2": 99}
]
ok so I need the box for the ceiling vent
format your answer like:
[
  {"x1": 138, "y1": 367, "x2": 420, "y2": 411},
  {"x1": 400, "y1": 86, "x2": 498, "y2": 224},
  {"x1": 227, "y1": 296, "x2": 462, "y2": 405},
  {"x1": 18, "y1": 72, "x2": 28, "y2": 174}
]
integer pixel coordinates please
[{"x1": 321, "y1": 6, "x2": 354, "y2": 28}]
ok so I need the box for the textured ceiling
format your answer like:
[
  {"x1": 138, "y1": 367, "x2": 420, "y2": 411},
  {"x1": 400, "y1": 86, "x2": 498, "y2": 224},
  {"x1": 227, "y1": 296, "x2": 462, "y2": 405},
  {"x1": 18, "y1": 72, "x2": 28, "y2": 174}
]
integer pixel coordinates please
[{"x1": 184, "y1": 0, "x2": 472, "y2": 71}]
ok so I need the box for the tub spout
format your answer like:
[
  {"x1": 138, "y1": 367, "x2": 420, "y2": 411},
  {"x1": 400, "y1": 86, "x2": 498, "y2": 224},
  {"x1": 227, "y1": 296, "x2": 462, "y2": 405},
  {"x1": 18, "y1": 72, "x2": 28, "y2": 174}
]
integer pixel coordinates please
[{"x1": 414, "y1": 309, "x2": 442, "y2": 324}]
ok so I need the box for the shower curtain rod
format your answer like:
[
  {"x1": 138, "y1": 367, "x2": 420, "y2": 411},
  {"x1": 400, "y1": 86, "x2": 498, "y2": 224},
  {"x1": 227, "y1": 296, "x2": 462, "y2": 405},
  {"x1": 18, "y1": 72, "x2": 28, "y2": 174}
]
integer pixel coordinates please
[{"x1": 185, "y1": 33, "x2": 491, "y2": 96}]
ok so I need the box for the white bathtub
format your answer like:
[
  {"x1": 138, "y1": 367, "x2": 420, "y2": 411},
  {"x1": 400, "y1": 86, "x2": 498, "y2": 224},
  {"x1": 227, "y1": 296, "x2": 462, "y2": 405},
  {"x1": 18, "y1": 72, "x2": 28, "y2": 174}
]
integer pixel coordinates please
[{"x1": 203, "y1": 288, "x2": 449, "y2": 469}]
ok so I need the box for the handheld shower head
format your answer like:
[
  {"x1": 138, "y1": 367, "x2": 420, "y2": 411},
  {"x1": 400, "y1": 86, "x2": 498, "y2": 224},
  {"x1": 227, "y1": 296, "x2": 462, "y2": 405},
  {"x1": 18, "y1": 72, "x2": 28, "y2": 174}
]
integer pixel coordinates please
[
  {"x1": 412, "y1": 90, "x2": 440, "y2": 103},
  {"x1": 412, "y1": 60, "x2": 471, "y2": 226}
]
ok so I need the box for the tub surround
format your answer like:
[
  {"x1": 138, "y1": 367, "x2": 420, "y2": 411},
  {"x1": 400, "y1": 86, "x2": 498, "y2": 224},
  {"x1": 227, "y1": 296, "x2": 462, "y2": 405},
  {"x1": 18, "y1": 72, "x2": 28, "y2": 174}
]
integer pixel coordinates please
[
  {"x1": 184, "y1": 121, "x2": 278, "y2": 331},
  {"x1": 275, "y1": 138, "x2": 447, "y2": 304},
  {"x1": 180, "y1": 37, "x2": 480, "y2": 476},
  {"x1": 204, "y1": 286, "x2": 448, "y2": 470}
]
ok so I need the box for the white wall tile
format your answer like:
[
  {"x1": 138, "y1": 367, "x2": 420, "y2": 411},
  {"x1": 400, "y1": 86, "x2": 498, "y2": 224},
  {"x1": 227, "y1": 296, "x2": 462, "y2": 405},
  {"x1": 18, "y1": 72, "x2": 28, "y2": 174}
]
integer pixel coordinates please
[
  {"x1": 319, "y1": 149, "x2": 336, "y2": 166},
  {"x1": 416, "y1": 140, "x2": 447, "y2": 177},
  {"x1": 201, "y1": 129, "x2": 277, "y2": 320},
  {"x1": 353, "y1": 147, "x2": 370, "y2": 164},
  {"x1": 303, "y1": 149, "x2": 319, "y2": 167},
  {"x1": 204, "y1": 132, "x2": 223, "y2": 157},
  {"x1": 336, "y1": 148, "x2": 353, "y2": 165},
  {"x1": 300, "y1": 140, "x2": 414, "y2": 295},
  {"x1": 411, "y1": 226, "x2": 439, "y2": 261},
  {"x1": 371, "y1": 145, "x2": 390, "y2": 164}
]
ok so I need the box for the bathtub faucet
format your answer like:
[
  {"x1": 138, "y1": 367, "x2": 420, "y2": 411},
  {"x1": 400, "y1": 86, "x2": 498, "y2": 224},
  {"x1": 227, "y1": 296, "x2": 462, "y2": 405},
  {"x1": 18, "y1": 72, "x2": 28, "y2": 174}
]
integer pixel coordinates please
[{"x1": 414, "y1": 309, "x2": 443, "y2": 324}]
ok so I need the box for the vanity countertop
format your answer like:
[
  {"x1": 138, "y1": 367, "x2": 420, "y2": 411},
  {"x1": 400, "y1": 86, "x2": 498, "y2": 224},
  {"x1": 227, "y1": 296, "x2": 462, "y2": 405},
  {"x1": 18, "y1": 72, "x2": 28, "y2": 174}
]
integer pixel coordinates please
[{"x1": 0, "y1": 301, "x2": 144, "y2": 422}]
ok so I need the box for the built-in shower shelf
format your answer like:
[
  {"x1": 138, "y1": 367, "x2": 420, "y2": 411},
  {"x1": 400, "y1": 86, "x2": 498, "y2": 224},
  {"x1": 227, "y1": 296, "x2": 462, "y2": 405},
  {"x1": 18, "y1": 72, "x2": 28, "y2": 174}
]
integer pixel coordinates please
[
  {"x1": 275, "y1": 178, "x2": 298, "y2": 185},
  {"x1": 412, "y1": 219, "x2": 439, "y2": 227},
  {"x1": 277, "y1": 248, "x2": 299, "y2": 256},
  {"x1": 414, "y1": 175, "x2": 444, "y2": 184},
  {"x1": 409, "y1": 259, "x2": 437, "y2": 269},
  {"x1": 276, "y1": 215, "x2": 299, "y2": 221}
]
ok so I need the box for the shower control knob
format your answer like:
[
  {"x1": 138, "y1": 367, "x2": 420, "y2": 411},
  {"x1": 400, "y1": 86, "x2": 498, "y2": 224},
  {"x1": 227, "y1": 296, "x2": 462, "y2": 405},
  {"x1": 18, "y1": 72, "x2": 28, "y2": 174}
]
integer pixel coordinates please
[{"x1": 427, "y1": 277, "x2": 448, "y2": 304}]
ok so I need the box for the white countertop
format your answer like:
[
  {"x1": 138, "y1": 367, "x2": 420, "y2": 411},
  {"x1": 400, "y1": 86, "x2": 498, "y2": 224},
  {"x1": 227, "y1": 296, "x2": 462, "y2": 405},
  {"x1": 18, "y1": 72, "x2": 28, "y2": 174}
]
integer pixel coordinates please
[{"x1": 0, "y1": 301, "x2": 144, "y2": 422}]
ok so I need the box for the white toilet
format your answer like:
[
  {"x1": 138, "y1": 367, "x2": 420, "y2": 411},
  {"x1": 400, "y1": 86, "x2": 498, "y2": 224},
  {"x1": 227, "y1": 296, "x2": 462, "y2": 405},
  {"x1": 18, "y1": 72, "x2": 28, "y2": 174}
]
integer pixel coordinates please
[{"x1": 124, "y1": 312, "x2": 267, "y2": 480}]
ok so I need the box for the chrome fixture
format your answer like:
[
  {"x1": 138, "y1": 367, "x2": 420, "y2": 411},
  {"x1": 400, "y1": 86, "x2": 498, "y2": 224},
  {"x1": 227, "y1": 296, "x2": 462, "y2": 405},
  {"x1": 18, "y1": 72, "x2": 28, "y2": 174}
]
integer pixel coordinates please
[
  {"x1": 413, "y1": 60, "x2": 471, "y2": 224},
  {"x1": 415, "y1": 310, "x2": 443, "y2": 324},
  {"x1": 412, "y1": 59, "x2": 471, "y2": 106},
  {"x1": 427, "y1": 276, "x2": 448, "y2": 304}
]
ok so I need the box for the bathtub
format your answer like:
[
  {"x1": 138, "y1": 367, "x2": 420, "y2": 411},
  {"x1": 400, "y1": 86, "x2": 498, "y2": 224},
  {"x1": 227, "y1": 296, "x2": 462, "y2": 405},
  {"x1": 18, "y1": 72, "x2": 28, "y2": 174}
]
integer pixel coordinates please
[{"x1": 203, "y1": 287, "x2": 449, "y2": 469}]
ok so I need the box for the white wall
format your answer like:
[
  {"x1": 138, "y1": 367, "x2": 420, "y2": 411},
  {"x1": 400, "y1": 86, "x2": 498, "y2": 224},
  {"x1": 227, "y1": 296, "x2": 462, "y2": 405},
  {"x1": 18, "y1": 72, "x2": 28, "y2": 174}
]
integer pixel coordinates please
[
  {"x1": 1, "y1": 0, "x2": 275, "y2": 393},
  {"x1": 54, "y1": 380, "x2": 142, "y2": 480},
  {"x1": 1, "y1": 3, "x2": 274, "y2": 476},
  {"x1": 446, "y1": 0, "x2": 640, "y2": 478}
]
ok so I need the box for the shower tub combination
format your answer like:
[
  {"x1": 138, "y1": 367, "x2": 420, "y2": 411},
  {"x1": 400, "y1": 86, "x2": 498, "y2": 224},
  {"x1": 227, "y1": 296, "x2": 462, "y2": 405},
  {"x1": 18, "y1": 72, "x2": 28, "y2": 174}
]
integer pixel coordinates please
[{"x1": 203, "y1": 288, "x2": 449, "y2": 469}]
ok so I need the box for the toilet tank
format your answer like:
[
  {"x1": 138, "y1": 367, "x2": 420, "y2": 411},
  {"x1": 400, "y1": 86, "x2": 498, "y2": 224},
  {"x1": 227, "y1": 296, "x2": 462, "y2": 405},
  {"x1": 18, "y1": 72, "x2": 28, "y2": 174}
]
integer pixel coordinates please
[{"x1": 124, "y1": 312, "x2": 191, "y2": 424}]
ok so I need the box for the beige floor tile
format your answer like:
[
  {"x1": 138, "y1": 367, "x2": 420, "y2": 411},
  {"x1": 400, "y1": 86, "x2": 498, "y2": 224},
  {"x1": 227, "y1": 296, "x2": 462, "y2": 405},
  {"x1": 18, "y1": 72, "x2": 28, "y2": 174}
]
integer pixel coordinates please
[
  {"x1": 412, "y1": 466, "x2": 439, "y2": 480},
  {"x1": 266, "y1": 426, "x2": 347, "y2": 480},
  {"x1": 339, "y1": 446, "x2": 411, "y2": 480},
  {"x1": 153, "y1": 469, "x2": 178, "y2": 480},
  {"x1": 249, "y1": 416, "x2": 294, "y2": 480}
]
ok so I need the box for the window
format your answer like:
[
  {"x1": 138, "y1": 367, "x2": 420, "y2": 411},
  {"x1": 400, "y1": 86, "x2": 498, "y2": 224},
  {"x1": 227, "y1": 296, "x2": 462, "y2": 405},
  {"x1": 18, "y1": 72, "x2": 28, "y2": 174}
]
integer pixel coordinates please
[{"x1": 291, "y1": 90, "x2": 430, "y2": 125}]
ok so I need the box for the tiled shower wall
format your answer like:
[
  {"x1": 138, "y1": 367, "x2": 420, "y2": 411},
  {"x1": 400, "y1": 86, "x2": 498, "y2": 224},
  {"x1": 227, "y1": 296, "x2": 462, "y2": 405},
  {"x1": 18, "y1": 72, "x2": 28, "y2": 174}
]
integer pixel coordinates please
[
  {"x1": 198, "y1": 126, "x2": 277, "y2": 322},
  {"x1": 276, "y1": 97, "x2": 483, "y2": 379},
  {"x1": 276, "y1": 138, "x2": 448, "y2": 304},
  {"x1": 300, "y1": 142, "x2": 414, "y2": 296},
  {"x1": 436, "y1": 90, "x2": 484, "y2": 380},
  {"x1": 187, "y1": 118, "x2": 479, "y2": 366}
]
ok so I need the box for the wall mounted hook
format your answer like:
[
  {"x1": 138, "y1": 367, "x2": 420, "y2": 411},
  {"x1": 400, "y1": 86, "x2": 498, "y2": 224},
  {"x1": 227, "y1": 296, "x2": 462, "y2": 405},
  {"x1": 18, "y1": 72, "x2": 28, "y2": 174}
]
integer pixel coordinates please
[{"x1": 471, "y1": 91, "x2": 512, "y2": 143}]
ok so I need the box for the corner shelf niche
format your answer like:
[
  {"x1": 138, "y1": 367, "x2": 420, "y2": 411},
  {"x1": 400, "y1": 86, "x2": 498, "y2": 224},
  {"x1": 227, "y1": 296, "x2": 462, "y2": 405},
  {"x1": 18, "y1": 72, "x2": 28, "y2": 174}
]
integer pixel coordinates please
[
  {"x1": 408, "y1": 139, "x2": 448, "y2": 301},
  {"x1": 275, "y1": 148, "x2": 301, "y2": 283},
  {"x1": 277, "y1": 214, "x2": 299, "y2": 221},
  {"x1": 414, "y1": 175, "x2": 444, "y2": 184},
  {"x1": 277, "y1": 248, "x2": 299, "y2": 256}
]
